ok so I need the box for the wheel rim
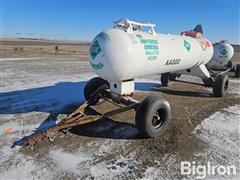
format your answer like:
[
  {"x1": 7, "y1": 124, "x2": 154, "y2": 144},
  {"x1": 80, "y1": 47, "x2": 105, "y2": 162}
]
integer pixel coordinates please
[
  {"x1": 152, "y1": 109, "x2": 166, "y2": 129},
  {"x1": 224, "y1": 79, "x2": 229, "y2": 90}
]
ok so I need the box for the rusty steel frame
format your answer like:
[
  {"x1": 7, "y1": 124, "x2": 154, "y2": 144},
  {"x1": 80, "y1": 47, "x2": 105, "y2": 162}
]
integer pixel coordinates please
[
  {"x1": 24, "y1": 89, "x2": 139, "y2": 147},
  {"x1": 207, "y1": 66, "x2": 233, "y2": 77}
]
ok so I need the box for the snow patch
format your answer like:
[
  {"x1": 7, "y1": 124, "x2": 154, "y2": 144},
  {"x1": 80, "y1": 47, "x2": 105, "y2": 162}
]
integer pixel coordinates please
[
  {"x1": 194, "y1": 104, "x2": 240, "y2": 179},
  {"x1": 49, "y1": 148, "x2": 91, "y2": 176},
  {"x1": 1, "y1": 153, "x2": 52, "y2": 180},
  {"x1": 0, "y1": 57, "x2": 43, "y2": 61},
  {"x1": 194, "y1": 105, "x2": 240, "y2": 155},
  {"x1": 144, "y1": 166, "x2": 165, "y2": 180},
  {"x1": 228, "y1": 79, "x2": 240, "y2": 96},
  {"x1": 90, "y1": 155, "x2": 138, "y2": 179},
  {"x1": 0, "y1": 121, "x2": 40, "y2": 136}
]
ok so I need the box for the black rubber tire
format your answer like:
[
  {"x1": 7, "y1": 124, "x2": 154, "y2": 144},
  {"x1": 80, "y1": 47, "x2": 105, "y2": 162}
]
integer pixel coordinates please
[
  {"x1": 213, "y1": 74, "x2": 229, "y2": 97},
  {"x1": 135, "y1": 95, "x2": 171, "y2": 138},
  {"x1": 161, "y1": 73, "x2": 170, "y2": 87},
  {"x1": 226, "y1": 61, "x2": 233, "y2": 68},
  {"x1": 84, "y1": 77, "x2": 109, "y2": 105},
  {"x1": 235, "y1": 64, "x2": 240, "y2": 78}
]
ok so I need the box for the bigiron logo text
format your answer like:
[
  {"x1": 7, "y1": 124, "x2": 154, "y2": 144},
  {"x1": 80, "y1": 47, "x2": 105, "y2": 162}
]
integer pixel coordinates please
[{"x1": 181, "y1": 161, "x2": 237, "y2": 179}]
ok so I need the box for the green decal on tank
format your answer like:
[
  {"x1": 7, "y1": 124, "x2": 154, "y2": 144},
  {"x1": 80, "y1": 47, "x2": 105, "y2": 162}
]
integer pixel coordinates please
[
  {"x1": 93, "y1": 31, "x2": 110, "y2": 42},
  {"x1": 144, "y1": 45, "x2": 159, "y2": 50},
  {"x1": 139, "y1": 38, "x2": 160, "y2": 60},
  {"x1": 145, "y1": 51, "x2": 159, "y2": 55},
  {"x1": 90, "y1": 40, "x2": 101, "y2": 60},
  {"x1": 98, "y1": 32, "x2": 111, "y2": 42},
  {"x1": 219, "y1": 48, "x2": 228, "y2": 57},
  {"x1": 184, "y1": 40, "x2": 191, "y2": 52},
  {"x1": 140, "y1": 39, "x2": 159, "y2": 44},
  {"x1": 90, "y1": 62, "x2": 104, "y2": 70}
]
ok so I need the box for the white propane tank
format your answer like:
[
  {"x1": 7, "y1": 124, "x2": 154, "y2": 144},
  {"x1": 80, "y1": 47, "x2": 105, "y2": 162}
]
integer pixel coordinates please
[
  {"x1": 88, "y1": 19, "x2": 213, "y2": 82},
  {"x1": 208, "y1": 40, "x2": 234, "y2": 67}
]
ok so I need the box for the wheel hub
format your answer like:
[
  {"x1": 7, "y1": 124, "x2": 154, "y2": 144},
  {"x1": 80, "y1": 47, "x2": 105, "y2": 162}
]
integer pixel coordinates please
[{"x1": 152, "y1": 111, "x2": 164, "y2": 129}]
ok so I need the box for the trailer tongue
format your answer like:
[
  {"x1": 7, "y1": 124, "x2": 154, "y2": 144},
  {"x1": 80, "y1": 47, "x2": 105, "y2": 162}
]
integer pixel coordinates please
[{"x1": 21, "y1": 85, "x2": 141, "y2": 148}]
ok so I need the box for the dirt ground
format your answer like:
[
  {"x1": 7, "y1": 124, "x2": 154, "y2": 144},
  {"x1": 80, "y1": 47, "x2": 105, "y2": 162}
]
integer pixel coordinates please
[
  {"x1": 0, "y1": 39, "x2": 240, "y2": 179},
  {"x1": 0, "y1": 38, "x2": 89, "y2": 60}
]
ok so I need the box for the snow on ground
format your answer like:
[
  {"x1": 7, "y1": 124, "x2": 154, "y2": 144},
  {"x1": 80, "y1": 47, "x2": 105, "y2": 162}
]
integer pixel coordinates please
[
  {"x1": 191, "y1": 78, "x2": 240, "y2": 179},
  {"x1": 1, "y1": 153, "x2": 52, "y2": 180},
  {"x1": 194, "y1": 104, "x2": 240, "y2": 179},
  {"x1": 90, "y1": 155, "x2": 139, "y2": 179},
  {"x1": 1, "y1": 58, "x2": 240, "y2": 179},
  {"x1": 142, "y1": 79, "x2": 240, "y2": 179},
  {"x1": 0, "y1": 58, "x2": 145, "y2": 179},
  {"x1": 143, "y1": 154, "x2": 177, "y2": 179},
  {"x1": 1, "y1": 122, "x2": 134, "y2": 179},
  {"x1": 49, "y1": 148, "x2": 92, "y2": 176},
  {"x1": 1, "y1": 113, "x2": 54, "y2": 179},
  {"x1": 228, "y1": 79, "x2": 240, "y2": 97},
  {"x1": 1, "y1": 58, "x2": 95, "y2": 179},
  {"x1": 1, "y1": 57, "x2": 93, "y2": 92},
  {"x1": 1, "y1": 57, "x2": 43, "y2": 61}
]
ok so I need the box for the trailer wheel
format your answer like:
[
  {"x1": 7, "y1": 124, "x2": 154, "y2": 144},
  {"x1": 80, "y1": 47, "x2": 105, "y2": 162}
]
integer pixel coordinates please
[
  {"x1": 84, "y1": 77, "x2": 109, "y2": 105},
  {"x1": 226, "y1": 61, "x2": 233, "y2": 68},
  {"x1": 135, "y1": 95, "x2": 171, "y2": 137},
  {"x1": 161, "y1": 73, "x2": 170, "y2": 87},
  {"x1": 235, "y1": 64, "x2": 240, "y2": 78},
  {"x1": 213, "y1": 74, "x2": 229, "y2": 97}
]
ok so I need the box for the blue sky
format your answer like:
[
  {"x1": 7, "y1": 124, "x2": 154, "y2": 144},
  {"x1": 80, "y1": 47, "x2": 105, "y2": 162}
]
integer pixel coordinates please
[{"x1": 1, "y1": 0, "x2": 239, "y2": 44}]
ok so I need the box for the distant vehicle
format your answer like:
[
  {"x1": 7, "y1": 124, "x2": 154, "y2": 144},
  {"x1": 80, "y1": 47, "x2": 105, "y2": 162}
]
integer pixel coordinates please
[
  {"x1": 206, "y1": 40, "x2": 240, "y2": 77},
  {"x1": 84, "y1": 18, "x2": 231, "y2": 137}
]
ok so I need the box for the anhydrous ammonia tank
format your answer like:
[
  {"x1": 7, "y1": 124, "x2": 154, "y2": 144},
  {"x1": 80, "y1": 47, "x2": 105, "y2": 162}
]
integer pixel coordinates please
[
  {"x1": 88, "y1": 19, "x2": 213, "y2": 82},
  {"x1": 212, "y1": 41, "x2": 234, "y2": 63}
]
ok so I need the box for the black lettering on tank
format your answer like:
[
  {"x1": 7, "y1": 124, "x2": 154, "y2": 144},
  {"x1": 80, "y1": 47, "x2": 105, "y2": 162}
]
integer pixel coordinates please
[{"x1": 165, "y1": 59, "x2": 181, "y2": 66}]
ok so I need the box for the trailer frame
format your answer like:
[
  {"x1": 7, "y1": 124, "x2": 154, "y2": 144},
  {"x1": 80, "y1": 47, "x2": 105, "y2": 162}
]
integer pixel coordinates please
[{"x1": 24, "y1": 87, "x2": 140, "y2": 147}]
